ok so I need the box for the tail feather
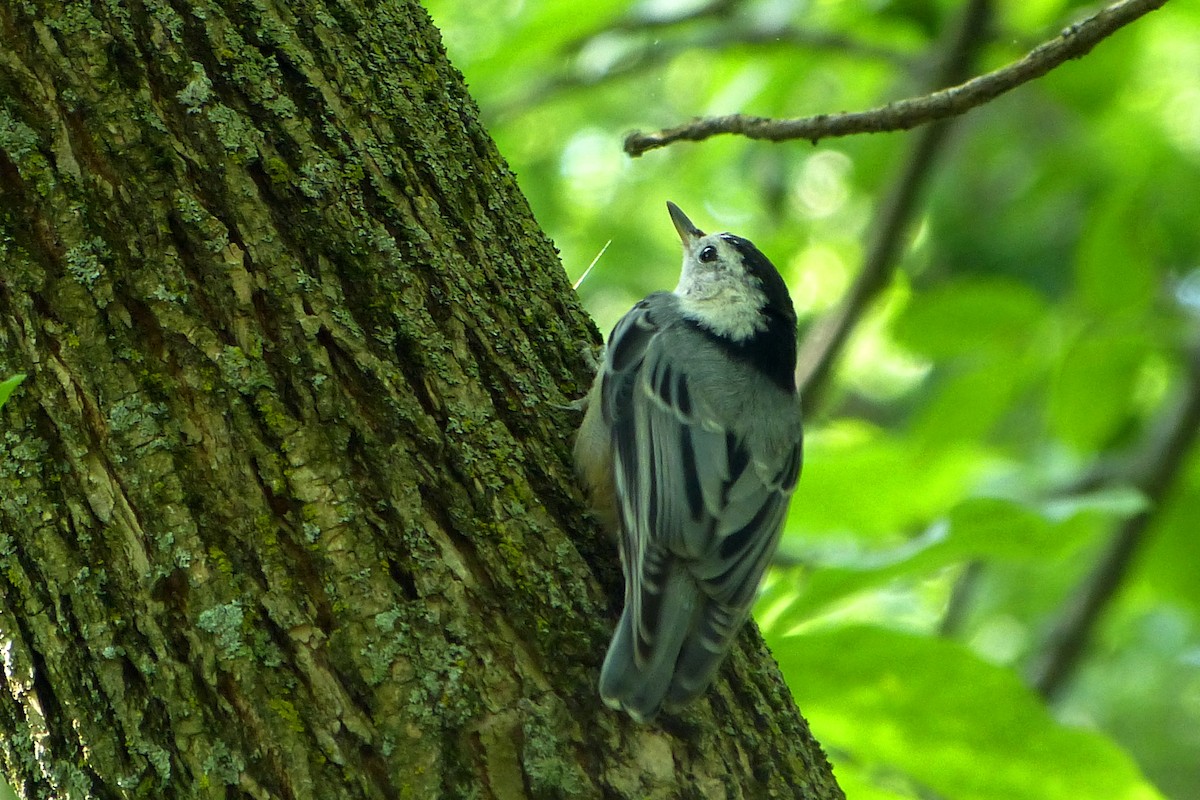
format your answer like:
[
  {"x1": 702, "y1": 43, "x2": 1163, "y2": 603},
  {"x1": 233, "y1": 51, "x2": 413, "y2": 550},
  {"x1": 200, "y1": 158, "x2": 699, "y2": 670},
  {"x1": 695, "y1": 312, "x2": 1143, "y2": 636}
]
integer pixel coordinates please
[
  {"x1": 664, "y1": 598, "x2": 748, "y2": 711},
  {"x1": 599, "y1": 567, "x2": 698, "y2": 722}
]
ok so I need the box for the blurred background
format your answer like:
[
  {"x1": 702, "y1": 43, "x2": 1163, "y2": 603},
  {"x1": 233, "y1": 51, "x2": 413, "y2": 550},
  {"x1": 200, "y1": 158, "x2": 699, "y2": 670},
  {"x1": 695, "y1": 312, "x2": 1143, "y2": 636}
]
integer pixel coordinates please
[{"x1": 423, "y1": 1, "x2": 1200, "y2": 798}]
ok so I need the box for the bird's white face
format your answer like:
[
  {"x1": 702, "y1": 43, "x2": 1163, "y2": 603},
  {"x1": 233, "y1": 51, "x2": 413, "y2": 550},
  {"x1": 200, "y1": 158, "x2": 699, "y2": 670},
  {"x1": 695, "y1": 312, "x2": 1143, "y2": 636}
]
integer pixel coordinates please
[{"x1": 674, "y1": 232, "x2": 768, "y2": 342}]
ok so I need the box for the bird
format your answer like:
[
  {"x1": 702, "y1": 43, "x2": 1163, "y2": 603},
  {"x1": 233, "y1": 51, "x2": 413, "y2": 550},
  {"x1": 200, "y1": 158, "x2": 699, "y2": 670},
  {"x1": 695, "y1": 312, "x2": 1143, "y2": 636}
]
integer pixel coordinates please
[{"x1": 574, "y1": 201, "x2": 803, "y2": 722}]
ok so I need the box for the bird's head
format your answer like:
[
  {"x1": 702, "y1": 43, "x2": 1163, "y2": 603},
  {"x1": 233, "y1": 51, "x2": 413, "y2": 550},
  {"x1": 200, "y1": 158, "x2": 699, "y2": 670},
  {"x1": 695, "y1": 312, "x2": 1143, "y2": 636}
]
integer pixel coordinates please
[{"x1": 667, "y1": 201, "x2": 795, "y2": 342}]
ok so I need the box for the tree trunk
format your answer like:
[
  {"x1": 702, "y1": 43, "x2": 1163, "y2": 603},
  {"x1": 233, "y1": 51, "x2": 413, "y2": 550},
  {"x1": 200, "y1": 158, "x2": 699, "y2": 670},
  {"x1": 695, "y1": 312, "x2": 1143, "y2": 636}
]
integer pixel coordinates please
[{"x1": 0, "y1": 2, "x2": 841, "y2": 798}]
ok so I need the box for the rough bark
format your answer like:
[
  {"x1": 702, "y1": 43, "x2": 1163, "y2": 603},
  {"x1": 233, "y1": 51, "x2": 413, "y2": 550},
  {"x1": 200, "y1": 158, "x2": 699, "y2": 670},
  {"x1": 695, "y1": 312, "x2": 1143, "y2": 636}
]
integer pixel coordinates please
[{"x1": 0, "y1": 1, "x2": 841, "y2": 798}]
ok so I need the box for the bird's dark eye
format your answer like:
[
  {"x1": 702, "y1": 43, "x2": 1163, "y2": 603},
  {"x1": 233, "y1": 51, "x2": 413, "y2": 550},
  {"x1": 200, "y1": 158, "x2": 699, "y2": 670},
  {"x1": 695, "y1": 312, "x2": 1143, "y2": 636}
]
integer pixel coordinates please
[{"x1": 699, "y1": 245, "x2": 718, "y2": 263}]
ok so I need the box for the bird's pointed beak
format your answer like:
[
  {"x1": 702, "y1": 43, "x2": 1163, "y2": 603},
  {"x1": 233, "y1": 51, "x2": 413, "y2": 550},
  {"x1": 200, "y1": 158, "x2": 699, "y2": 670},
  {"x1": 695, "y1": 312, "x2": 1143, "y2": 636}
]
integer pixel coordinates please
[{"x1": 667, "y1": 201, "x2": 704, "y2": 254}]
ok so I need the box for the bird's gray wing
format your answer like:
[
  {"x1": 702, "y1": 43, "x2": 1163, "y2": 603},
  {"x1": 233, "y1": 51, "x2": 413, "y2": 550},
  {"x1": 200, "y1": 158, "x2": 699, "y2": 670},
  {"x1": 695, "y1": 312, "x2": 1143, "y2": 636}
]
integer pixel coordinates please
[
  {"x1": 664, "y1": 423, "x2": 801, "y2": 710},
  {"x1": 599, "y1": 310, "x2": 802, "y2": 719}
]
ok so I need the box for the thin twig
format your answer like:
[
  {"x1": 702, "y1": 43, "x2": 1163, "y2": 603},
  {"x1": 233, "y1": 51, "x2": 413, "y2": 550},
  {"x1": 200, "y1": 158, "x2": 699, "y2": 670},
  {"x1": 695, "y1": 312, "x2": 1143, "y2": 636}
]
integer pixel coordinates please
[
  {"x1": 624, "y1": 0, "x2": 1169, "y2": 157},
  {"x1": 796, "y1": 0, "x2": 993, "y2": 407},
  {"x1": 1028, "y1": 345, "x2": 1200, "y2": 701}
]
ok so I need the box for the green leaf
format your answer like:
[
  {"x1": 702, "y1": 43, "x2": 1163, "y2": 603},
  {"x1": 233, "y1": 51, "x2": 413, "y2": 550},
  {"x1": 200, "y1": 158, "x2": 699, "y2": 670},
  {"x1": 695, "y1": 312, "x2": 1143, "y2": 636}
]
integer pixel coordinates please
[
  {"x1": 1074, "y1": 195, "x2": 1156, "y2": 317},
  {"x1": 941, "y1": 497, "x2": 1057, "y2": 560},
  {"x1": 771, "y1": 626, "x2": 1164, "y2": 800},
  {"x1": 910, "y1": 358, "x2": 1027, "y2": 448},
  {"x1": 786, "y1": 424, "x2": 985, "y2": 540},
  {"x1": 893, "y1": 278, "x2": 1048, "y2": 359},
  {"x1": 1049, "y1": 330, "x2": 1150, "y2": 451},
  {"x1": 0, "y1": 373, "x2": 26, "y2": 410},
  {"x1": 770, "y1": 494, "x2": 1131, "y2": 626},
  {"x1": 1136, "y1": 467, "x2": 1200, "y2": 610}
]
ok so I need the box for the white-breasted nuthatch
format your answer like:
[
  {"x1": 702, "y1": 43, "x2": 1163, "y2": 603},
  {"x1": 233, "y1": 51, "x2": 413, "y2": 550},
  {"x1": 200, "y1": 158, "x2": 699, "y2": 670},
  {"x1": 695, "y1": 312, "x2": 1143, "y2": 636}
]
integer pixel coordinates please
[{"x1": 575, "y1": 202, "x2": 803, "y2": 722}]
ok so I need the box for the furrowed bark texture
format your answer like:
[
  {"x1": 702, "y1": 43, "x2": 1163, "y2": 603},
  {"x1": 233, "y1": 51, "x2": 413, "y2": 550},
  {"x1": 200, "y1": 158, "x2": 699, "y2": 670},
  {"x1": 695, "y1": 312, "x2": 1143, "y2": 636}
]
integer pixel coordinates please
[{"x1": 0, "y1": 1, "x2": 840, "y2": 798}]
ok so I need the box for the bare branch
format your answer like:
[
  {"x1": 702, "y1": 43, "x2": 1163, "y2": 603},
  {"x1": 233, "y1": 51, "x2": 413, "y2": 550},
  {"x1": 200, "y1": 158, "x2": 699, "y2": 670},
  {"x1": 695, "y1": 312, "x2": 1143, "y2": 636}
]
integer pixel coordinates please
[
  {"x1": 1028, "y1": 345, "x2": 1200, "y2": 701},
  {"x1": 624, "y1": 0, "x2": 1170, "y2": 157},
  {"x1": 796, "y1": 0, "x2": 993, "y2": 407}
]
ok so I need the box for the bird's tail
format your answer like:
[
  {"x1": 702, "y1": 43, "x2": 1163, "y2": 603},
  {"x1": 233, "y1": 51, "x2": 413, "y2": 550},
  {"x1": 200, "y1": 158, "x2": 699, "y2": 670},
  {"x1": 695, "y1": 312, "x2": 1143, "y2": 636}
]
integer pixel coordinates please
[
  {"x1": 598, "y1": 566, "x2": 697, "y2": 722},
  {"x1": 664, "y1": 598, "x2": 748, "y2": 711}
]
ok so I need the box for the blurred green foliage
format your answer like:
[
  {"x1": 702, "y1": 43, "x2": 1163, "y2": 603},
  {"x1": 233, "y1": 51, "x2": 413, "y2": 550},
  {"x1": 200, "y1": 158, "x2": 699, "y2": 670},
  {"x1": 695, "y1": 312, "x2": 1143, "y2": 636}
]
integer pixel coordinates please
[
  {"x1": 0, "y1": 374, "x2": 25, "y2": 412},
  {"x1": 424, "y1": 0, "x2": 1200, "y2": 797}
]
